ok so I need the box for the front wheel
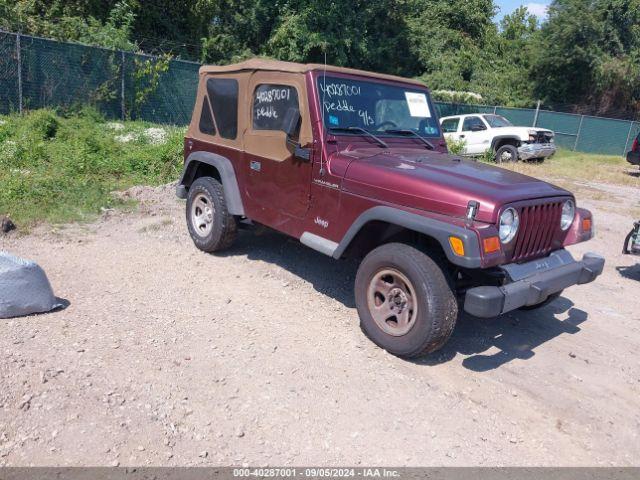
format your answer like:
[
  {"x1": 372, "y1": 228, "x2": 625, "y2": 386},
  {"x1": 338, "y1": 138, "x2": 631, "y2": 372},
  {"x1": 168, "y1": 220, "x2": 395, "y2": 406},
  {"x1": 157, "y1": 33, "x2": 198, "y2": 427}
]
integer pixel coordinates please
[
  {"x1": 495, "y1": 144, "x2": 519, "y2": 163},
  {"x1": 354, "y1": 243, "x2": 458, "y2": 358}
]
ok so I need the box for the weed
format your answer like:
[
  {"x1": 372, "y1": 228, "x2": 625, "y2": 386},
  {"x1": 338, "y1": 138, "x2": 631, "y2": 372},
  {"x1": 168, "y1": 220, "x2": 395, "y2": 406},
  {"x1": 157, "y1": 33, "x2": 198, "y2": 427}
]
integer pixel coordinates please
[{"x1": 0, "y1": 108, "x2": 184, "y2": 226}]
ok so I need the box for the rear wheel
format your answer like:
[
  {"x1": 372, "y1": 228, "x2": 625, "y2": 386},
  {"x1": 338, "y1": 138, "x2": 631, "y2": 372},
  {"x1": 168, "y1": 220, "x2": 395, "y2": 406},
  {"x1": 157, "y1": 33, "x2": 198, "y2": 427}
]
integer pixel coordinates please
[
  {"x1": 186, "y1": 176, "x2": 237, "y2": 252},
  {"x1": 495, "y1": 144, "x2": 519, "y2": 163},
  {"x1": 354, "y1": 243, "x2": 458, "y2": 358}
]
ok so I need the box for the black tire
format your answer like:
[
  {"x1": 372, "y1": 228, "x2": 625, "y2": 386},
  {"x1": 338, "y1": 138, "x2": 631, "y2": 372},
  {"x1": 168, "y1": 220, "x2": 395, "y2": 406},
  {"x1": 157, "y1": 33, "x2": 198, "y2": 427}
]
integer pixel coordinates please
[
  {"x1": 622, "y1": 228, "x2": 635, "y2": 254},
  {"x1": 354, "y1": 243, "x2": 458, "y2": 358},
  {"x1": 186, "y1": 176, "x2": 237, "y2": 252},
  {"x1": 495, "y1": 144, "x2": 519, "y2": 163},
  {"x1": 519, "y1": 291, "x2": 563, "y2": 311}
]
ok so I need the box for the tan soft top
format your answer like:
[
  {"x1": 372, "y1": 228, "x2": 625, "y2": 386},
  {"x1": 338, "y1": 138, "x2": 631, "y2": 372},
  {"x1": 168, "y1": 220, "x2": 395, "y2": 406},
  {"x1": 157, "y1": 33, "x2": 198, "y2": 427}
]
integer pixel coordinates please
[{"x1": 199, "y1": 58, "x2": 425, "y2": 87}]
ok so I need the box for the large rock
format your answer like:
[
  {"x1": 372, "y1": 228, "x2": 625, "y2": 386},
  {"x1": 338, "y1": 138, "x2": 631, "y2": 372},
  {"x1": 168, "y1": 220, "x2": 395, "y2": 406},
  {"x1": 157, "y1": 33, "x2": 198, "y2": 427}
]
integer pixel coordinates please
[{"x1": 0, "y1": 252, "x2": 62, "y2": 318}]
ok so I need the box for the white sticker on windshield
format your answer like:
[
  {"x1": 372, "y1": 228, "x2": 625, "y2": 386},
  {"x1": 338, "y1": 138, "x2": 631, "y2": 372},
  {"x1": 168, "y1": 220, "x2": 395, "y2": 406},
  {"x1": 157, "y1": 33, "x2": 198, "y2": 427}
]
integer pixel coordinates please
[{"x1": 405, "y1": 92, "x2": 431, "y2": 118}]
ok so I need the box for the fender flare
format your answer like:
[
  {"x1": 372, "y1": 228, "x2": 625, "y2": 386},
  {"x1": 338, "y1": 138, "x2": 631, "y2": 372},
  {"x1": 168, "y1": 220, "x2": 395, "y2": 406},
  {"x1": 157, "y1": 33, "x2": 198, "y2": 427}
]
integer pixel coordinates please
[
  {"x1": 332, "y1": 206, "x2": 482, "y2": 268},
  {"x1": 490, "y1": 135, "x2": 522, "y2": 152},
  {"x1": 176, "y1": 151, "x2": 245, "y2": 216}
]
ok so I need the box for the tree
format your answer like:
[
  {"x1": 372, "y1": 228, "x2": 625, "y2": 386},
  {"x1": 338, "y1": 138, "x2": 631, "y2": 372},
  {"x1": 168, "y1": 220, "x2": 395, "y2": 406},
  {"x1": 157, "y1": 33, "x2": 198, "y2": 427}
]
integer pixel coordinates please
[
  {"x1": 532, "y1": 0, "x2": 640, "y2": 116},
  {"x1": 469, "y1": 6, "x2": 539, "y2": 106},
  {"x1": 0, "y1": 0, "x2": 136, "y2": 51}
]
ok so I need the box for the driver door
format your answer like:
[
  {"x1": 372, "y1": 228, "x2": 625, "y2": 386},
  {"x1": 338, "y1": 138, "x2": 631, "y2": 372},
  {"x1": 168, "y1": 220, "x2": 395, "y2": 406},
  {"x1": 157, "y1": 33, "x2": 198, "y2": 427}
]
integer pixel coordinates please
[{"x1": 243, "y1": 72, "x2": 314, "y2": 220}]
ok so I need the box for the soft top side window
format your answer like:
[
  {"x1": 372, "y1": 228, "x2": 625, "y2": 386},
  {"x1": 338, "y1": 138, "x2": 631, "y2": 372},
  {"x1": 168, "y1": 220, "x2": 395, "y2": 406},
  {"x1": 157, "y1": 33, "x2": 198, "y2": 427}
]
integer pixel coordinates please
[
  {"x1": 198, "y1": 97, "x2": 216, "y2": 136},
  {"x1": 252, "y1": 84, "x2": 300, "y2": 134},
  {"x1": 206, "y1": 78, "x2": 238, "y2": 139},
  {"x1": 441, "y1": 118, "x2": 459, "y2": 133}
]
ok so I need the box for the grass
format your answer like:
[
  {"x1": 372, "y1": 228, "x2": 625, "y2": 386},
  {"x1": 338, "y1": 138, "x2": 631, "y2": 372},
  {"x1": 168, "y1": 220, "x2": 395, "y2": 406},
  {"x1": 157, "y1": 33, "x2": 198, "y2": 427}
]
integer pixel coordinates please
[
  {"x1": 491, "y1": 148, "x2": 639, "y2": 188},
  {"x1": 0, "y1": 108, "x2": 185, "y2": 226}
]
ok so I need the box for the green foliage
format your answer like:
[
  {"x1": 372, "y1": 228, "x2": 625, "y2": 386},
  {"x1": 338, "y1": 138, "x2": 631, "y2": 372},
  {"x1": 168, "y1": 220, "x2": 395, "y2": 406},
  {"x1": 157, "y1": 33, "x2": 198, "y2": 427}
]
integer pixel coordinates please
[
  {"x1": 2, "y1": 0, "x2": 640, "y2": 118},
  {"x1": 432, "y1": 90, "x2": 484, "y2": 104},
  {"x1": 0, "y1": 0, "x2": 138, "y2": 51},
  {"x1": 478, "y1": 148, "x2": 496, "y2": 163},
  {"x1": 131, "y1": 54, "x2": 172, "y2": 117},
  {"x1": 0, "y1": 109, "x2": 184, "y2": 225},
  {"x1": 445, "y1": 137, "x2": 467, "y2": 155},
  {"x1": 532, "y1": 0, "x2": 640, "y2": 116}
]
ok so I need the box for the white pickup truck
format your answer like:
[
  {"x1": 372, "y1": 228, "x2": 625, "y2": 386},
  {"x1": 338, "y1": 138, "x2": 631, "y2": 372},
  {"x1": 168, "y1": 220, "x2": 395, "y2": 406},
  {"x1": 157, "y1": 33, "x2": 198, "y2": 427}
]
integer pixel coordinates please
[{"x1": 440, "y1": 113, "x2": 556, "y2": 162}]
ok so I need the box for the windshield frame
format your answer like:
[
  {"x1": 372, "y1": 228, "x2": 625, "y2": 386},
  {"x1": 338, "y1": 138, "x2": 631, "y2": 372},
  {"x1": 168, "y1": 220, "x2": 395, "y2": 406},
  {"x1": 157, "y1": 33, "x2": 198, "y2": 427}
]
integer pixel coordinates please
[{"x1": 313, "y1": 71, "x2": 442, "y2": 139}]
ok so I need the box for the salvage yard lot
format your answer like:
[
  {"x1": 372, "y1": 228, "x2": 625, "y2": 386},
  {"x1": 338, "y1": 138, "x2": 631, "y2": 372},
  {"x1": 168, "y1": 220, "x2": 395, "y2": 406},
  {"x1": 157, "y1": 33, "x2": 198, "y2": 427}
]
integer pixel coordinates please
[
  {"x1": 1, "y1": 138, "x2": 639, "y2": 466},
  {"x1": 503, "y1": 149, "x2": 640, "y2": 188}
]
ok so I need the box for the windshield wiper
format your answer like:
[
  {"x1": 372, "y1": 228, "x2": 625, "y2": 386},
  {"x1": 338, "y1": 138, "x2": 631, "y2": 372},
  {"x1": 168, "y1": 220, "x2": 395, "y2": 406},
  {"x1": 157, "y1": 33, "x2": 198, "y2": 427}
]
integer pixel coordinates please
[
  {"x1": 329, "y1": 127, "x2": 388, "y2": 148},
  {"x1": 384, "y1": 129, "x2": 435, "y2": 150}
]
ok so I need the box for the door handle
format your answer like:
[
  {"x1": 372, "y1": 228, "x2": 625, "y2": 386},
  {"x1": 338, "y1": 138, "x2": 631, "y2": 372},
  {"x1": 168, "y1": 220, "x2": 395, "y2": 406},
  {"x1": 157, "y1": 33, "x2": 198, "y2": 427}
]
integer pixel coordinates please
[{"x1": 460, "y1": 134, "x2": 465, "y2": 138}]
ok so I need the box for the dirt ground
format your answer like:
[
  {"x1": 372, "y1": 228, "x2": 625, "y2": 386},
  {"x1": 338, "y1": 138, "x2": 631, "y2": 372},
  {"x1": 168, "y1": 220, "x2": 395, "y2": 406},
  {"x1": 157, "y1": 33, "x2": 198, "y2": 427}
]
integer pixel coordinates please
[{"x1": 1, "y1": 177, "x2": 639, "y2": 467}]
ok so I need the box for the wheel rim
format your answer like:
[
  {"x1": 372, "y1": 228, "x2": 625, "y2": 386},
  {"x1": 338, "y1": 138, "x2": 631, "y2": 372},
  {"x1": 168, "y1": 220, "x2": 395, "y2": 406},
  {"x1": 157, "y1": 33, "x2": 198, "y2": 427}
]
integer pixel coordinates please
[
  {"x1": 367, "y1": 268, "x2": 418, "y2": 337},
  {"x1": 191, "y1": 193, "x2": 214, "y2": 237},
  {"x1": 500, "y1": 150, "x2": 514, "y2": 162}
]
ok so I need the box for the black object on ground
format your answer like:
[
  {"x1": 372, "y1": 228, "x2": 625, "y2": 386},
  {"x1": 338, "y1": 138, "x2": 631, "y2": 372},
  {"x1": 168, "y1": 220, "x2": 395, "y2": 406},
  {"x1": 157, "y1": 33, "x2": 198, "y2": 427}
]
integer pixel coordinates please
[{"x1": 1, "y1": 217, "x2": 16, "y2": 233}]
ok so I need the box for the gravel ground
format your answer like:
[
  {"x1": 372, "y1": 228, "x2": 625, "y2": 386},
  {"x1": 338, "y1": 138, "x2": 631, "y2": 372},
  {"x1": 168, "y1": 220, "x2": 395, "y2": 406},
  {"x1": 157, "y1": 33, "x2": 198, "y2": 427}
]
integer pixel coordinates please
[{"x1": 0, "y1": 180, "x2": 639, "y2": 467}]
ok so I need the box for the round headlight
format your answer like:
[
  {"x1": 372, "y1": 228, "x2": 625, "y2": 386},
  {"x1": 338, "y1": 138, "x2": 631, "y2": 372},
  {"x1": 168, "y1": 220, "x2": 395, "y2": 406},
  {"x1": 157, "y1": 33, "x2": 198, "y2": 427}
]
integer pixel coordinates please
[
  {"x1": 499, "y1": 208, "x2": 519, "y2": 243},
  {"x1": 561, "y1": 199, "x2": 575, "y2": 231}
]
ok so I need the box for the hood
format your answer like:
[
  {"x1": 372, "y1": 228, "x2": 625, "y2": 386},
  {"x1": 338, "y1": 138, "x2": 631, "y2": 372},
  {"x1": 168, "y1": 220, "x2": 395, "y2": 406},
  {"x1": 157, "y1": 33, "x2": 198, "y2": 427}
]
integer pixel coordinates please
[
  {"x1": 334, "y1": 148, "x2": 570, "y2": 223},
  {"x1": 493, "y1": 126, "x2": 554, "y2": 140}
]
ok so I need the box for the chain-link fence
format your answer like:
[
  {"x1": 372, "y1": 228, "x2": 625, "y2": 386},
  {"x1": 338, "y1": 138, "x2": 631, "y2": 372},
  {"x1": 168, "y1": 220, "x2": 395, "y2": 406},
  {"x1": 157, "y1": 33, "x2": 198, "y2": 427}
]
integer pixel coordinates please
[
  {"x1": 1, "y1": 31, "x2": 638, "y2": 156},
  {"x1": 434, "y1": 102, "x2": 640, "y2": 157},
  {"x1": 0, "y1": 31, "x2": 200, "y2": 124}
]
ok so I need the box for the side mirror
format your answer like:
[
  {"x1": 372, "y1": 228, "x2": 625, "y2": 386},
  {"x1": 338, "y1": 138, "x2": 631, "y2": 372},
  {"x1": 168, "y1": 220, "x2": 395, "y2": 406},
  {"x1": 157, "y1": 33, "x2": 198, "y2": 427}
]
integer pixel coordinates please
[{"x1": 471, "y1": 124, "x2": 486, "y2": 132}]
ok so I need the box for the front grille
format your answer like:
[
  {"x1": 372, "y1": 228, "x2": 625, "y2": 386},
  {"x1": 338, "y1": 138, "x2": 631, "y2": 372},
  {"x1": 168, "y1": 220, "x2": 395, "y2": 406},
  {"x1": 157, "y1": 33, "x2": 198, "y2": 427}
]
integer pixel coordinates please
[
  {"x1": 511, "y1": 202, "x2": 563, "y2": 262},
  {"x1": 532, "y1": 131, "x2": 553, "y2": 144}
]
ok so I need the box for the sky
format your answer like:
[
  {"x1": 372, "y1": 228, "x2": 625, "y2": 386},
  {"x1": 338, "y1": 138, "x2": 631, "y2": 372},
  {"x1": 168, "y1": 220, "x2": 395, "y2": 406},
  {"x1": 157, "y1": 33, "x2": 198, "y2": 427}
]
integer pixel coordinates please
[{"x1": 494, "y1": 0, "x2": 551, "y2": 21}]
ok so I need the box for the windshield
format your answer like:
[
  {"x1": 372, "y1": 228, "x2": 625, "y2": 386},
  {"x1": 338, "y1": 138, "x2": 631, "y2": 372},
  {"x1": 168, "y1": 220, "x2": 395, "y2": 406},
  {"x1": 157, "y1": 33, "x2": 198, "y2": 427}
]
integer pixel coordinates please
[
  {"x1": 483, "y1": 114, "x2": 513, "y2": 128},
  {"x1": 317, "y1": 75, "x2": 441, "y2": 137}
]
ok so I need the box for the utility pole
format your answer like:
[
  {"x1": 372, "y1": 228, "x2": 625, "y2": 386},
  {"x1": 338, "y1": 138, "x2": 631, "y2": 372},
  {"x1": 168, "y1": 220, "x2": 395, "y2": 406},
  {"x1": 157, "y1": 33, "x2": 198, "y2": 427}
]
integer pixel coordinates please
[
  {"x1": 532, "y1": 100, "x2": 541, "y2": 127},
  {"x1": 574, "y1": 115, "x2": 585, "y2": 151},
  {"x1": 120, "y1": 50, "x2": 126, "y2": 121},
  {"x1": 623, "y1": 121, "x2": 635, "y2": 157},
  {"x1": 16, "y1": 33, "x2": 22, "y2": 114}
]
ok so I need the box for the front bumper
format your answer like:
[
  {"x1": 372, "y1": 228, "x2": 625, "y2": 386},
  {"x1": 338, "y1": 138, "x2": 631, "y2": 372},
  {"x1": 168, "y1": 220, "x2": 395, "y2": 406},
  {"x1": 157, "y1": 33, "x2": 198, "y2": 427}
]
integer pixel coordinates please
[
  {"x1": 463, "y1": 250, "x2": 604, "y2": 318},
  {"x1": 518, "y1": 142, "x2": 557, "y2": 161},
  {"x1": 627, "y1": 150, "x2": 640, "y2": 166}
]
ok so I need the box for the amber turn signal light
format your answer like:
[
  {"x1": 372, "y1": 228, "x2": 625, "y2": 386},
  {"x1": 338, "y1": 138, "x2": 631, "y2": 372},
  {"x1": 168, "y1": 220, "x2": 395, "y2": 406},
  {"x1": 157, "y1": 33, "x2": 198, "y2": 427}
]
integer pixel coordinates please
[
  {"x1": 483, "y1": 236, "x2": 501, "y2": 254},
  {"x1": 449, "y1": 236, "x2": 465, "y2": 256},
  {"x1": 582, "y1": 218, "x2": 592, "y2": 231}
]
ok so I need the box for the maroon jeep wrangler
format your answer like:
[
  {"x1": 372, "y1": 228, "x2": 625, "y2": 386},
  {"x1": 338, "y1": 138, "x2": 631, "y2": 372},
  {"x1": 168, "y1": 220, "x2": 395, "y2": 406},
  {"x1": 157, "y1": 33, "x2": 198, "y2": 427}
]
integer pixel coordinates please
[{"x1": 176, "y1": 59, "x2": 604, "y2": 358}]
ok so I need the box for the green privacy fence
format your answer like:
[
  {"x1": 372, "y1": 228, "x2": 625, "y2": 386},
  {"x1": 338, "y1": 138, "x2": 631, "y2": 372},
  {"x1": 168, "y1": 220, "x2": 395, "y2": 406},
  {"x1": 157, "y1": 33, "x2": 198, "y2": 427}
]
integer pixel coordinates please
[
  {"x1": 0, "y1": 31, "x2": 200, "y2": 124},
  {"x1": 1, "y1": 31, "x2": 638, "y2": 156},
  {"x1": 434, "y1": 102, "x2": 640, "y2": 157}
]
